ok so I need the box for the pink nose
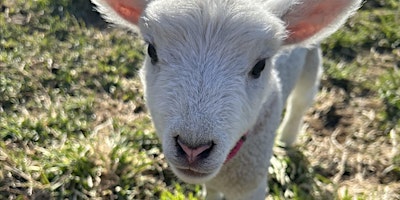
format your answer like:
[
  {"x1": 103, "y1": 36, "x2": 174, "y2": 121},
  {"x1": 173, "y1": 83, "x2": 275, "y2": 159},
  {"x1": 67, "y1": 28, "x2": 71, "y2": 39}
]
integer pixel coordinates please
[{"x1": 177, "y1": 138, "x2": 213, "y2": 164}]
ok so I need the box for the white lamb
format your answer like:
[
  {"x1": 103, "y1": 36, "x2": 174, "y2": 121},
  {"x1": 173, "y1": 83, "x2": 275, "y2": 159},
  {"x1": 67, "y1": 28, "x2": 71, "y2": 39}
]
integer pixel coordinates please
[{"x1": 91, "y1": 0, "x2": 362, "y2": 199}]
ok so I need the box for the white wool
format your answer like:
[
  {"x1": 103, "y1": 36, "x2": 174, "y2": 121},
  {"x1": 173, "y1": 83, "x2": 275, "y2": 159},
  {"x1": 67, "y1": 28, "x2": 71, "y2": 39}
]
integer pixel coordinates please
[{"x1": 91, "y1": 0, "x2": 362, "y2": 199}]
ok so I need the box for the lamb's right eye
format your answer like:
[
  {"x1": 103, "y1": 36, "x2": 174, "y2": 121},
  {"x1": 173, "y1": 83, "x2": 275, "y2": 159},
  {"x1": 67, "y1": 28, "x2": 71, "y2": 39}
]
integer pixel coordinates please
[{"x1": 147, "y1": 43, "x2": 158, "y2": 64}]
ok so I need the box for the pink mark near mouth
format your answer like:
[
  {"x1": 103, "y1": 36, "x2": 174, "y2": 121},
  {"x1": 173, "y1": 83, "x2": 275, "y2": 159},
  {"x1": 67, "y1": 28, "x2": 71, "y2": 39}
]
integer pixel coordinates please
[{"x1": 225, "y1": 132, "x2": 248, "y2": 163}]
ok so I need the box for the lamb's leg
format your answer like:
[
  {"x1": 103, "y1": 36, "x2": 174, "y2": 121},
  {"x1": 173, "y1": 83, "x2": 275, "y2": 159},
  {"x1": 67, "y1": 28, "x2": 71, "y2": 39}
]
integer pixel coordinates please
[{"x1": 277, "y1": 47, "x2": 322, "y2": 146}]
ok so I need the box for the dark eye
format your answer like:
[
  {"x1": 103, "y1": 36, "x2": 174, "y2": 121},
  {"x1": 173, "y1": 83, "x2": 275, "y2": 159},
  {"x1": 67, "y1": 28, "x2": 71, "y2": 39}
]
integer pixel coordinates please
[
  {"x1": 250, "y1": 59, "x2": 266, "y2": 79},
  {"x1": 147, "y1": 43, "x2": 158, "y2": 64}
]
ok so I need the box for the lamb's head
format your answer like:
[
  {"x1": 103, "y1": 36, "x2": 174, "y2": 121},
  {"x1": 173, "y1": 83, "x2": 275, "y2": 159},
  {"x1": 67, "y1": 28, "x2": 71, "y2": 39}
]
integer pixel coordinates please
[
  {"x1": 139, "y1": 0, "x2": 286, "y2": 183},
  {"x1": 92, "y1": 0, "x2": 361, "y2": 183}
]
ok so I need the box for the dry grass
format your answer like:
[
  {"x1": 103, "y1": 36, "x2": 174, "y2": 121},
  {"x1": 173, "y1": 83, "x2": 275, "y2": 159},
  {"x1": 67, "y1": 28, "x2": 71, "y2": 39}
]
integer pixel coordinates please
[{"x1": 1, "y1": 0, "x2": 399, "y2": 199}]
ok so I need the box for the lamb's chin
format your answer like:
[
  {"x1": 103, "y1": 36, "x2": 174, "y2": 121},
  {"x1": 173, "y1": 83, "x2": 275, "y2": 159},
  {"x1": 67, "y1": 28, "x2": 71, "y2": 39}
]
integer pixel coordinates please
[{"x1": 170, "y1": 165, "x2": 220, "y2": 184}]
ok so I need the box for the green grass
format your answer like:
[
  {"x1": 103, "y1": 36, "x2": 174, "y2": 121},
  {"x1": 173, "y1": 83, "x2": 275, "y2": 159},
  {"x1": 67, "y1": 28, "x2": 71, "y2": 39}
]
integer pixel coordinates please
[{"x1": 1, "y1": 0, "x2": 399, "y2": 199}]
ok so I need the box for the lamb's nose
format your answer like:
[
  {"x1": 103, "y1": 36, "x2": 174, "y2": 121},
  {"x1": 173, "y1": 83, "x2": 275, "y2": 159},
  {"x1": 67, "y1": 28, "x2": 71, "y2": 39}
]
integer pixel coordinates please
[{"x1": 176, "y1": 137, "x2": 213, "y2": 164}]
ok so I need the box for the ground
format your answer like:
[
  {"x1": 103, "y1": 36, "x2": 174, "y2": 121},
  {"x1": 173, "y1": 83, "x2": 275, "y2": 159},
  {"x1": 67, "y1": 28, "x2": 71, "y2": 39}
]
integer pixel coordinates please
[{"x1": 0, "y1": 0, "x2": 399, "y2": 199}]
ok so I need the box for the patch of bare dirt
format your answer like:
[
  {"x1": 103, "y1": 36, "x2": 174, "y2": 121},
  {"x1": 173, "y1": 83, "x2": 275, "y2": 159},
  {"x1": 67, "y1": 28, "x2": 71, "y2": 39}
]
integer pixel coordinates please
[{"x1": 300, "y1": 52, "x2": 400, "y2": 198}]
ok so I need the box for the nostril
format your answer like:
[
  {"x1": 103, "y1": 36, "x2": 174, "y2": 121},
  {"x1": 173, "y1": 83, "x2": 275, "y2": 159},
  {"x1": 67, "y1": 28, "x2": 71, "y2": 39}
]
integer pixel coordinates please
[
  {"x1": 175, "y1": 136, "x2": 214, "y2": 163},
  {"x1": 197, "y1": 142, "x2": 214, "y2": 159}
]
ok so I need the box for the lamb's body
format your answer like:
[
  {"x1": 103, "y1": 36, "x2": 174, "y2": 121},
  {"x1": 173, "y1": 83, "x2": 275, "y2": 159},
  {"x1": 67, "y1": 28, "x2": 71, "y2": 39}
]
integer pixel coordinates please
[{"x1": 91, "y1": 0, "x2": 361, "y2": 199}]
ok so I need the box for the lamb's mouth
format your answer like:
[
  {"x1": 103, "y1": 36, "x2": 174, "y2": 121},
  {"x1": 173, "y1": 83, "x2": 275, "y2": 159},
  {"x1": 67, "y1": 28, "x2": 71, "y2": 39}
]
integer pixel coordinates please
[{"x1": 175, "y1": 167, "x2": 212, "y2": 178}]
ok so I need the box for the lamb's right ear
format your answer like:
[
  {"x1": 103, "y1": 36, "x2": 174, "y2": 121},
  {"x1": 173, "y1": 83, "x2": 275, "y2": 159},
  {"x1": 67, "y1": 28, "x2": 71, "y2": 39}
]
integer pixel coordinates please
[{"x1": 91, "y1": 0, "x2": 148, "y2": 30}]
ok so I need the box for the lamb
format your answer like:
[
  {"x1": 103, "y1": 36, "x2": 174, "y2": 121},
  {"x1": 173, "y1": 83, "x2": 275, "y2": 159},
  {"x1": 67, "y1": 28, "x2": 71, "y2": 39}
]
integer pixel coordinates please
[{"x1": 91, "y1": 0, "x2": 362, "y2": 199}]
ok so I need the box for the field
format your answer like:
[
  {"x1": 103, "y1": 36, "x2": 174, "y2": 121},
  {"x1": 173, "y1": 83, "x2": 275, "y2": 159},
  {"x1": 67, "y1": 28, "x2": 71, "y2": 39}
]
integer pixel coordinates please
[{"x1": 0, "y1": 0, "x2": 399, "y2": 199}]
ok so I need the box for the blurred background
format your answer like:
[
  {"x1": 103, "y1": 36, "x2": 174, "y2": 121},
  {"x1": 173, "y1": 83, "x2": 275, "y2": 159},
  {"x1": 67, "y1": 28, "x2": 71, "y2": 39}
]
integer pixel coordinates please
[{"x1": 0, "y1": 0, "x2": 399, "y2": 199}]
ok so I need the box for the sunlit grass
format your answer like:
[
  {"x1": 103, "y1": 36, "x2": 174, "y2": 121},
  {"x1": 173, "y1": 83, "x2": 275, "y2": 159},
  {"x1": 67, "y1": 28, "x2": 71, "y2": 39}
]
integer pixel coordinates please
[{"x1": 1, "y1": 0, "x2": 399, "y2": 199}]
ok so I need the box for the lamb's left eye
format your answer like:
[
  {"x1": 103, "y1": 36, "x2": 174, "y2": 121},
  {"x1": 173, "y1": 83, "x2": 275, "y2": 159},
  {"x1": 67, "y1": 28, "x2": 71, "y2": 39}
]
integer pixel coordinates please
[
  {"x1": 249, "y1": 59, "x2": 266, "y2": 79},
  {"x1": 147, "y1": 43, "x2": 158, "y2": 64}
]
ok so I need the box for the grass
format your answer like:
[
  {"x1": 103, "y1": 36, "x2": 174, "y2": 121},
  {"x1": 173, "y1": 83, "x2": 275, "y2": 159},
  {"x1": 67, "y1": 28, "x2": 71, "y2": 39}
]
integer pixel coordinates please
[{"x1": 0, "y1": 0, "x2": 399, "y2": 199}]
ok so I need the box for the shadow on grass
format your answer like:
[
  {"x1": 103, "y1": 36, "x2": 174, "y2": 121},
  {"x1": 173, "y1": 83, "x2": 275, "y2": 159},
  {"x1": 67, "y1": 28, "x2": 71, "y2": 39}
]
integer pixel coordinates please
[
  {"x1": 268, "y1": 146, "x2": 334, "y2": 199},
  {"x1": 45, "y1": 0, "x2": 106, "y2": 28}
]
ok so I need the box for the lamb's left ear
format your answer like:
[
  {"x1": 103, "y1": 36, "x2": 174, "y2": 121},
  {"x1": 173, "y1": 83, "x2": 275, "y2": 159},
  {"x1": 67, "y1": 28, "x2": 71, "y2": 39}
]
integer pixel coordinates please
[
  {"x1": 91, "y1": 0, "x2": 149, "y2": 30},
  {"x1": 281, "y1": 0, "x2": 362, "y2": 45}
]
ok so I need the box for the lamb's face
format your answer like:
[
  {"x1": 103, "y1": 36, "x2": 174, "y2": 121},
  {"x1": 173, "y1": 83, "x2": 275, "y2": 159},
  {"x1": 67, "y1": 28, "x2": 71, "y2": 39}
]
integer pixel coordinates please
[{"x1": 139, "y1": 0, "x2": 285, "y2": 183}]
